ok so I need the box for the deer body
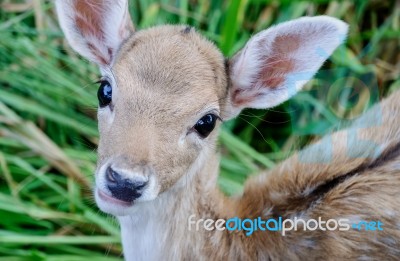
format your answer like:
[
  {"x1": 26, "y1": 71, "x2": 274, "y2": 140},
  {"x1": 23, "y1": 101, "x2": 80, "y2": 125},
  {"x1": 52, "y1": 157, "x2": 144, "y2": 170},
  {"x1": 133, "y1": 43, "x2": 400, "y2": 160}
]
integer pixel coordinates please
[
  {"x1": 117, "y1": 90, "x2": 400, "y2": 261},
  {"x1": 115, "y1": 89, "x2": 400, "y2": 260},
  {"x1": 55, "y1": 1, "x2": 400, "y2": 260}
]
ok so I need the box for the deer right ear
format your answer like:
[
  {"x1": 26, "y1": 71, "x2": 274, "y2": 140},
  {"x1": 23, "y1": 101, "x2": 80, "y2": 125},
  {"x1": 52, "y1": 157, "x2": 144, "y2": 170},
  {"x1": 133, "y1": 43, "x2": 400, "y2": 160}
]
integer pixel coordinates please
[
  {"x1": 55, "y1": 0, "x2": 134, "y2": 67},
  {"x1": 223, "y1": 16, "x2": 348, "y2": 119}
]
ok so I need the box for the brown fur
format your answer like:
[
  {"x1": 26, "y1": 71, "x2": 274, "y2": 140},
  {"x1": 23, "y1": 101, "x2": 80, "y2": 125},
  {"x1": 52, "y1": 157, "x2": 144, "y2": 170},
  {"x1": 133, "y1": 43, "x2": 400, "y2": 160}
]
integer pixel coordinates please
[
  {"x1": 109, "y1": 27, "x2": 400, "y2": 260},
  {"x1": 55, "y1": 3, "x2": 399, "y2": 258}
]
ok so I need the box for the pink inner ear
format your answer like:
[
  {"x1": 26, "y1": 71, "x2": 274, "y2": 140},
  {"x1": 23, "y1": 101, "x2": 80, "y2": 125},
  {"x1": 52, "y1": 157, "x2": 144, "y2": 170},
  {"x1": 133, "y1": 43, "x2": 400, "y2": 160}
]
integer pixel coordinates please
[
  {"x1": 87, "y1": 43, "x2": 113, "y2": 65},
  {"x1": 74, "y1": 0, "x2": 105, "y2": 40},
  {"x1": 74, "y1": 0, "x2": 114, "y2": 65},
  {"x1": 257, "y1": 35, "x2": 301, "y2": 89},
  {"x1": 231, "y1": 35, "x2": 301, "y2": 107},
  {"x1": 232, "y1": 88, "x2": 264, "y2": 107}
]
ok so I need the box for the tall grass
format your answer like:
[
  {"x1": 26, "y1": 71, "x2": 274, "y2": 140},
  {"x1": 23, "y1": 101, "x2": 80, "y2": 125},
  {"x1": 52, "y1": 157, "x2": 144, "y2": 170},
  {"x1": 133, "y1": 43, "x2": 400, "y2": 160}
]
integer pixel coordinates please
[{"x1": 0, "y1": 0, "x2": 399, "y2": 260}]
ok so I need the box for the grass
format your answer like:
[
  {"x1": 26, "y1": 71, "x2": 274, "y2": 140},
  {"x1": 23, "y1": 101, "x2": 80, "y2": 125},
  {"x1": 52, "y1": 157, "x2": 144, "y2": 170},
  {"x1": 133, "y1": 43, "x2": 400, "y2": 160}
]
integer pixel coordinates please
[{"x1": 0, "y1": 0, "x2": 399, "y2": 260}]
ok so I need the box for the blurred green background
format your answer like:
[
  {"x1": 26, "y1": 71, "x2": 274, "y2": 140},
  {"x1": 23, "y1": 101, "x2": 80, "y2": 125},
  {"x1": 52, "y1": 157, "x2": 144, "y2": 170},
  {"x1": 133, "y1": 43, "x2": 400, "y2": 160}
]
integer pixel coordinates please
[{"x1": 0, "y1": 0, "x2": 399, "y2": 260}]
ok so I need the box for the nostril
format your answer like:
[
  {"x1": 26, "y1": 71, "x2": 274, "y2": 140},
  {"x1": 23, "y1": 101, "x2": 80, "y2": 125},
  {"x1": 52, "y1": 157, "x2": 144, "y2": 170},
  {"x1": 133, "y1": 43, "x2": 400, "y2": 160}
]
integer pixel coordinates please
[{"x1": 106, "y1": 166, "x2": 121, "y2": 184}]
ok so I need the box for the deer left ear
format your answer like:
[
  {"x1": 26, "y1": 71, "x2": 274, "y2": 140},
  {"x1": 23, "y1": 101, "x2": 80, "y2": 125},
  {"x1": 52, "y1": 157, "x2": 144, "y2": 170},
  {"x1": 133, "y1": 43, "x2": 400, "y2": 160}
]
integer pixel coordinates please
[
  {"x1": 224, "y1": 16, "x2": 348, "y2": 119},
  {"x1": 55, "y1": 0, "x2": 134, "y2": 67}
]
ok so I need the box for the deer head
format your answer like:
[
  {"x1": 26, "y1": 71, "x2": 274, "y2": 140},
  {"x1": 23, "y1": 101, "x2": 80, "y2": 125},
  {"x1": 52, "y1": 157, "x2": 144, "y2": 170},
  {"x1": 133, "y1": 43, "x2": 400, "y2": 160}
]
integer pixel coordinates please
[{"x1": 56, "y1": 0, "x2": 348, "y2": 216}]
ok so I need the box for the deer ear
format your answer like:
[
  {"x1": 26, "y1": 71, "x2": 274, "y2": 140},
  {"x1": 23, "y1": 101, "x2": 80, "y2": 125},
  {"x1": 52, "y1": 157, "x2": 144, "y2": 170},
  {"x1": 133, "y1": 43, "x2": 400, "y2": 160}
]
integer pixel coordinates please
[
  {"x1": 55, "y1": 0, "x2": 134, "y2": 67},
  {"x1": 224, "y1": 16, "x2": 348, "y2": 119}
]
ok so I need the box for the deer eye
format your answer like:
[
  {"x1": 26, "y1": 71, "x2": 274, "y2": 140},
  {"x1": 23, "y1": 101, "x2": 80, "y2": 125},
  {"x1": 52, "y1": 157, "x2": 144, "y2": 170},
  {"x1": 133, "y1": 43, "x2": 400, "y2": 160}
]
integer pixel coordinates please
[
  {"x1": 193, "y1": 114, "x2": 218, "y2": 138},
  {"x1": 97, "y1": 80, "x2": 112, "y2": 108}
]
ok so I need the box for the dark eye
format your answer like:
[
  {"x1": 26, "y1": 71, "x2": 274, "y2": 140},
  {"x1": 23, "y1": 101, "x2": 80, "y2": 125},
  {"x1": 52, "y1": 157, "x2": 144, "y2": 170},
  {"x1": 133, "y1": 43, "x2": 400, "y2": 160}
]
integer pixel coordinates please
[
  {"x1": 97, "y1": 80, "x2": 112, "y2": 107},
  {"x1": 193, "y1": 114, "x2": 218, "y2": 138}
]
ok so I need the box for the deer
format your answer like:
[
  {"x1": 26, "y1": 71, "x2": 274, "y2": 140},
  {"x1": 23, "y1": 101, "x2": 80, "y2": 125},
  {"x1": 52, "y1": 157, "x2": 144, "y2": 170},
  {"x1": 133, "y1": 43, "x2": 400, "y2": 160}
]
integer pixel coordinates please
[{"x1": 55, "y1": 0, "x2": 400, "y2": 260}]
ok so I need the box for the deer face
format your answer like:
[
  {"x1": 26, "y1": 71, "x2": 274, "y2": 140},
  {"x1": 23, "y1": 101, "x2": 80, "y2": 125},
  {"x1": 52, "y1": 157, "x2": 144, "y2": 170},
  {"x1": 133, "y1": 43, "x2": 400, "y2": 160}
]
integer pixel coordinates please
[
  {"x1": 95, "y1": 26, "x2": 227, "y2": 215},
  {"x1": 56, "y1": 0, "x2": 347, "y2": 216}
]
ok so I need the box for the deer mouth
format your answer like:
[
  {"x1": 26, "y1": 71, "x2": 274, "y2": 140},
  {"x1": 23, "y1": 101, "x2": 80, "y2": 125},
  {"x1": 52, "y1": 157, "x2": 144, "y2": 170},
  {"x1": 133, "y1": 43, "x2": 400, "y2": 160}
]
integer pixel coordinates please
[{"x1": 97, "y1": 189, "x2": 134, "y2": 207}]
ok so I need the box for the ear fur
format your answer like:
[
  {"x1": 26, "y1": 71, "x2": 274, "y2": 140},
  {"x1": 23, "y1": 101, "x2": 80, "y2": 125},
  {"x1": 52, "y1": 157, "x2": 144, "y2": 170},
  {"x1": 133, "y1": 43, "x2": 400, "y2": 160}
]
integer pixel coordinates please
[
  {"x1": 55, "y1": 0, "x2": 134, "y2": 66},
  {"x1": 225, "y1": 16, "x2": 348, "y2": 119}
]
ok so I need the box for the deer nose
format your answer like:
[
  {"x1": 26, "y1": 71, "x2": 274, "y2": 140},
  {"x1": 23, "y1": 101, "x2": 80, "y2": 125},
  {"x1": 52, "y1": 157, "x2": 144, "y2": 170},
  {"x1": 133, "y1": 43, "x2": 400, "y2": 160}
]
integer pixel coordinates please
[{"x1": 105, "y1": 166, "x2": 148, "y2": 202}]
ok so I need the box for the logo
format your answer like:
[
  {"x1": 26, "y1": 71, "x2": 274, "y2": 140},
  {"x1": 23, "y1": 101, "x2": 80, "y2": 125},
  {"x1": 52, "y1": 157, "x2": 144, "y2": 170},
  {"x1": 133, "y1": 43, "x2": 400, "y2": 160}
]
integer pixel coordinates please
[{"x1": 188, "y1": 215, "x2": 383, "y2": 236}]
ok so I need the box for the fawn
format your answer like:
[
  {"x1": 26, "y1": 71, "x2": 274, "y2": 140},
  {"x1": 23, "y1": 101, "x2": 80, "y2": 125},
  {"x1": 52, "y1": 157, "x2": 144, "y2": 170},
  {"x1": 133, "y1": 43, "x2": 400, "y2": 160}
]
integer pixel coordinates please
[{"x1": 56, "y1": 0, "x2": 400, "y2": 260}]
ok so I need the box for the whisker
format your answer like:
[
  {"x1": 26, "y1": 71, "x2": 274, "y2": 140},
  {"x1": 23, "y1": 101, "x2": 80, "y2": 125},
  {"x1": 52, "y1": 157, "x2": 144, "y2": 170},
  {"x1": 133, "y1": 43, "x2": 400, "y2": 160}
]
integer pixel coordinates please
[{"x1": 237, "y1": 116, "x2": 273, "y2": 146}]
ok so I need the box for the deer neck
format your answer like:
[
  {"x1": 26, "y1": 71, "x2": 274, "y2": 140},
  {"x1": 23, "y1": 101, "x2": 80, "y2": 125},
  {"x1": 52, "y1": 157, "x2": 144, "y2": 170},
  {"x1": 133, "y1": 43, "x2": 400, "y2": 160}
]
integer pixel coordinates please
[{"x1": 117, "y1": 149, "x2": 226, "y2": 260}]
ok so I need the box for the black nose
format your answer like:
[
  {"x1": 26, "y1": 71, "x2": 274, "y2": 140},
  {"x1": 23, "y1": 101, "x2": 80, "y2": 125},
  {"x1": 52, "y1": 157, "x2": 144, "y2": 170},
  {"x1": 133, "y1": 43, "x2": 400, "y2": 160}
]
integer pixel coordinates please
[{"x1": 105, "y1": 167, "x2": 148, "y2": 202}]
